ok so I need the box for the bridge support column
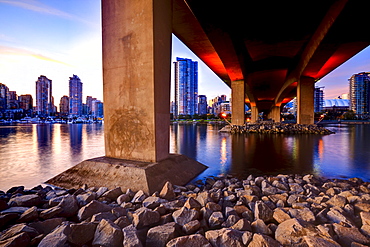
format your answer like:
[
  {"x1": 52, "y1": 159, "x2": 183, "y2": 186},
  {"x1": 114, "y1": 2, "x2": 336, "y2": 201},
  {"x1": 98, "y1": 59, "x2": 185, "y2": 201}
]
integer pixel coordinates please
[
  {"x1": 297, "y1": 76, "x2": 315, "y2": 125},
  {"x1": 231, "y1": 80, "x2": 245, "y2": 125},
  {"x1": 269, "y1": 106, "x2": 281, "y2": 122},
  {"x1": 46, "y1": 0, "x2": 207, "y2": 194},
  {"x1": 251, "y1": 106, "x2": 259, "y2": 123}
]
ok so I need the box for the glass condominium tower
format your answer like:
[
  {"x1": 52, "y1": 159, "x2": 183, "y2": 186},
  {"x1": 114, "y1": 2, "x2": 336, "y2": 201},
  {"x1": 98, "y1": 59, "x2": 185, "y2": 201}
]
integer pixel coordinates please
[
  {"x1": 174, "y1": 57, "x2": 198, "y2": 117},
  {"x1": 35, "y1": 75, "x2": 53, "y2": 116},
  {"x1": 69, "y1": 74, "x2": 83, "y2": 116},
  {"x1": 349, "y1": 72, "x2": 370, "y2": 115}
]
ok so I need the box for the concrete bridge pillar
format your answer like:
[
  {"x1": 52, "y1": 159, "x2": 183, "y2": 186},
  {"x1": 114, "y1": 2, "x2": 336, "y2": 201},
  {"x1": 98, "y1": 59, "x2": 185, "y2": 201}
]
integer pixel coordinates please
[
  {"x1": 251, "y1": 106, "x2": 259, "y2": 123},
  {"x1": 231, "y1": 80, "x2": 245, "y2": 125},
  {"x1": 269, "y1": 106, "x2": 281, "y2": 122},
  {"x1": 47, "y1": 0, "x2": 207, "y2": 194},
  {"x1": 297, "y1": 76, "x2": 315, "y2": 125}
]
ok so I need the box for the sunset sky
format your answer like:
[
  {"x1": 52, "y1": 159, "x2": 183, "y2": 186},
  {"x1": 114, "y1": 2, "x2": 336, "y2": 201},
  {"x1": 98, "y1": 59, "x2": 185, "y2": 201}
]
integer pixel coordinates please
[{"x1": 0, "y1": 0, "x2": 369, "y2": 105}]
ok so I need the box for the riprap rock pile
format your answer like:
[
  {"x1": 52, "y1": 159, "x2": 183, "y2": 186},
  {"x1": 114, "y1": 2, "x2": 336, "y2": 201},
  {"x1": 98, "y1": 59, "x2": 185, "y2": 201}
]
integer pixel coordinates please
[{"x1": 1, "y1": 174, "x2": 370, "y2": 246}]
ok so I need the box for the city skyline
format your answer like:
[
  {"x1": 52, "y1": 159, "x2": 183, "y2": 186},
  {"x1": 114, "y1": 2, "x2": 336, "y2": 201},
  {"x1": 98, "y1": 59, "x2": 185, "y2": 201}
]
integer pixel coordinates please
[{"x1": 0, "y1": 0, "x2": 369, "y2": 103}]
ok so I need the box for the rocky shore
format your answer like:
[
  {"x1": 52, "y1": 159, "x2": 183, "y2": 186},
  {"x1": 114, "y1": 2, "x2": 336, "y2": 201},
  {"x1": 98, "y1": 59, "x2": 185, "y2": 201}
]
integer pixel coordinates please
[
  {"x1": 1, "y1": 174, "x2": 370, "y2": 246},
  {"x1": 220, "y1": 122, "x2": 335, "y2": 135}
]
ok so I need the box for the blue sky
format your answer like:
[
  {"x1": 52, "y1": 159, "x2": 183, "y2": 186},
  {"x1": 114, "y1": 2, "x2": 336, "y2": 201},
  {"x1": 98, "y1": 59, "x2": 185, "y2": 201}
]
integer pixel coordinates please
[{"x1": 0, "y1": 0, "x2": 369, "y2": 106}]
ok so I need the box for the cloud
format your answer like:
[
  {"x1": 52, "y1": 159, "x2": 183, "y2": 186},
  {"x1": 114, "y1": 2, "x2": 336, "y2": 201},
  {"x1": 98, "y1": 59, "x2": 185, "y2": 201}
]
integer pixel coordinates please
[
  {"x1": 0, "y1": 45, "x2": 71, "y2": 66},
  {"x1": 0, "y1": 0, "x2": 96, "y2": 27}
]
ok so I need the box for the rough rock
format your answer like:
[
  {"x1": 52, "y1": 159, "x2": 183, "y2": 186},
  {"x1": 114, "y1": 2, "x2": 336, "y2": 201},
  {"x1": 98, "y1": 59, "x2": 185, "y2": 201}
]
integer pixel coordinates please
[
  {"x1": 205, "y1": 228, "x2": 244, "y2": 247},
  {"x1": 67, "y1": 222, "x2": 97, "y2": 246},
  {"x1": 159, "y1": 181, "x2": 176, "y2": 200},
  {"x1": 8, "y1": 194, "x2": 41, "y2": 207},
  {"x1": 0, "y1": 232, "x2": 30, "y2": 247},
  {"x1": 166, "y1": 234, "x2": 211, "y2": 247},
  {"x1": 133, "y1": 207, "x2": 160, "y2": 228},
  {"x1": 146, "y1": 222, "x2": 179, "y2": 247},
  {"x1": 172, "y1": 207, "x2": 199, "y2": 226},
  {"x1": 275, "y1": 218, "x2": 314, "y2": 246},
  {"x1": 122, "y1": 224, "x2": 143, "y2": 247},
  {"x1": 57, "y1": 195, "x2": 79, "y2": 218},
  {"x1": 17, "y1": 206, "x2": 38, "y2": 223},
  {"x1": 333, "y1": 223, "x2": 370, "y2": 247},
  {"x1": 38, "y1": 222, "x2": 71, "y2": 247},
  {"x1": 77, "y1": 200, "x2": 112, "y2": 221},
  {"x1": 92, "y1": 219, "x2": 123, "y2": 247},
  {"x1": 254, "y1": 200, "x2": 273, "y2": 222},
  {"x1": 248, "y1": 233, "x2": 282, "y2": 247}
]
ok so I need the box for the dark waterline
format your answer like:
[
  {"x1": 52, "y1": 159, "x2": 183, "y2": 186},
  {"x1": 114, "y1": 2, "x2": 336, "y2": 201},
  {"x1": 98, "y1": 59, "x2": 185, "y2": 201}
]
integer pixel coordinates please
[{"x1": 0, "y1": 123, "x2": 370, "y2": 191}]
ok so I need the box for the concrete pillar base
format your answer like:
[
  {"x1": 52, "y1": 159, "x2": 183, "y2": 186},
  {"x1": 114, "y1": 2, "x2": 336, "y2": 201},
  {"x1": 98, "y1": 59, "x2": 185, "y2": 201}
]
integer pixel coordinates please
[{"x1": 46, "y1": 154, "x2": 207, "y2": 194}]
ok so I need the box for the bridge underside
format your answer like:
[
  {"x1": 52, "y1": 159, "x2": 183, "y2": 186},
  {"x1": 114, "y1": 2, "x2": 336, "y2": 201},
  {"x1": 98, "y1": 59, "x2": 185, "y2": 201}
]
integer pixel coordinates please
[{"x1": 172, "y1": 0, "x2": 370, "y2": 123}]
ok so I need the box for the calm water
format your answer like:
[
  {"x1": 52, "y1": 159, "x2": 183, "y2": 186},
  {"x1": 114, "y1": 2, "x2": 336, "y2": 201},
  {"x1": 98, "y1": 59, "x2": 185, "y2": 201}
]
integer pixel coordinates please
[{"x1": 1, "y1": 123, "x2": 370, "y2": 191}]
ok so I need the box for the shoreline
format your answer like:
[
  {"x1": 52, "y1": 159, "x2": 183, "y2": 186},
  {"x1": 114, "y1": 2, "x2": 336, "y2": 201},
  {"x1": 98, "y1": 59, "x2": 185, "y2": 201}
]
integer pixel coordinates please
[{"x1": 1, "y1": 173, "x2": 370, "y2": 246}]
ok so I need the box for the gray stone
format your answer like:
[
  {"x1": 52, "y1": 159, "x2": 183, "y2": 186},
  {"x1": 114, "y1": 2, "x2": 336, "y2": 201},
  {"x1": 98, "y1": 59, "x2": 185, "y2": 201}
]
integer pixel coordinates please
[
  {"x1": 38, "y1": 222, "x2": 71, "y2": 247},
  {"x1": 117, "y1": 193, "x2": 131, "y2": 205},
  {"x1": 122, "y1": 224, "x2": 143, "y2": 247},
  {"x1": 333, "y1": 223, "x2": 370, "y2": 247},
  {"x1": 172, "y1": 207, "x2": 199, "y2": 226},
  {"x1": 289, "y1": 183, "x2": 304, "y2": 193},
  {"x1": 132, "y1": 190, "x2": 147, "y2": 204},
  {"x1": 49, "y1": 195, "x2": 65, "y2": 207},
  {"x1": 133, "y1": 207, "x2": 160, "y2": 228},
  {"x1": 112, "y1": 206, "x2": 127, "y2": 217},
  {"x1": 96, "y1": 187, "x2": 108, "y2": 198},
  {"x1": 17, "y1": 206, "x2": 38, "y2": 223},
  {"x1": 143, "y1": 196, "x2": 167, "y2": 209},
  {"x1": 91, "y1": 211, "x2": 118, "y2": 222},
  {"x1": 184, "y1": 197, "x2": 202, "y2": 210},
  {"x1": 29, "y1": 217, "x2": 65, "y2": 235},
  {"x1": 208, "y1": 211, "x2": 224, "y2": 229},
  {"x1": 231, "y1": 218, "x2": 252, "y2": 231},
  {"x1": 183, "y1": 220, "x2": 200, "y2": 235},
  {"x1": 248, "y1": 233, "x2": 282, "y2": 247},
  {"x1": 0, "y1": 223, "x2": 39, "y2": 241},
  {"x1": 0, "y1": 207, "x2": 29, "y2": 215},
  {"x1": 288, "y1": 208, "x2": 315, "y2": 223},
  {"x1": 254, "y1": 200, "x2": 273, "y2": 222},
  {"x1": 273, "y1": 208, "x2": 291, "y2": 223},
  {"x1": 68, "y1": 222, "x2": 97, "y2": 246},
  {"x1": 39, "y1": 206, "x2": 63, "y2": 220},
  {"x1": 57, "y1": 195, "x2": 79, "y2": 218},
  {"x1": 326, "y1": 208, "x2": 356, "y2": 227},
  {"x1": 222, "y1": 214, "x2": 240, "y2": 228},
  {"x1": 195, "y1": 191, "x2": 211, "y2": 207},
  {"x1": 275, "y1": 218, "x2": 314, "y2": 246},
  {"x1": 166, "y1": 234, "x2": 211, "y2": 247},
  {"x1": 92, "y1": 219, "x2": 123, "y2": 247},
  {"x1": 76, "y1": 192, "x2": 96, "y2": 207},
  {"x1": 159, "y1": 181, "x2": 176, "y2": 200},
  {"x1": 146, "y1": 222, "x2": 179, "y2": 247},
  {"x1": 327, "y1": 195, "x2": 347, "y2": 208},
  {"x1": 0, "y1": 232, "x2": 30, "y2": 247},
  {"x1": 303, "y1": 235, "x2": 341, "y2": 247},
  {"x1": 251, "y1": 219, "x2": 272, "y2": 235},
  {"x1": 114, "y1": 216, "x2": 131, "y2": 228},
  {"x1": 0, "y1": 213, "x2": 18, "y2": 229},
  {"x1": 101, "y1": 187, "x2": 123, "y2": 201},
  {"x1": 8, "y1": 194, "x2": 41, "y2": 207},
  {"x1": 205, "y1": 228, "x2": 244, "y2": 247},
  {"x1": 77, "y1": 200, "x2": 112, "y2": 221}
]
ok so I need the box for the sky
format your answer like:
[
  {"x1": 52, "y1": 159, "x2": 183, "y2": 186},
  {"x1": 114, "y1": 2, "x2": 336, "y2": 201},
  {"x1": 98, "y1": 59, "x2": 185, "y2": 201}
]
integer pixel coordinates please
[{"x1": 0, "y1": 0, "x2": 369, "y2": 107}]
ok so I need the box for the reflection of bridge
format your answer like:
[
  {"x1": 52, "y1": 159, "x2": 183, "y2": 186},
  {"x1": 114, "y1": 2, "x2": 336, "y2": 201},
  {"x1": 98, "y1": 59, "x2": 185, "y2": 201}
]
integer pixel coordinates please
[{"x1": 48, "y1": 0, "x2": 370, "y2": 192}]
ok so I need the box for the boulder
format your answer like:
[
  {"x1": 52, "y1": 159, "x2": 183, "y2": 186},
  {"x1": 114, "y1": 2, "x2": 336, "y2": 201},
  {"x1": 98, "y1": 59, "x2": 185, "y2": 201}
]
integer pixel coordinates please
[
  {"x1": 0, "y1": 232, "x2": 30, "y2": 247},
  {"x1": 183, "y1": 220, "x2": 200, "y2": 235},
  {"x1": 333, "y1": 223, "x2": 370, "y2": 247},
  {"x1": 117, "y1": 193, "x2": 131, "y2": 205},
  {"x1": 76, "y1": 192, "x2": 96, "y2": 207},
  {"x1": 254, "y1": 201, "x2": 273, "y2": 222},
  {"x1": 91, "y1": 211, "x2": 118, "y2": 222},
  {"x1": 251, "y1": 219, "x2": 272, "y2": 235},
  {"x1": 143, "y1": 196, "x2": 167, "y2": 209},
  {"x1": 0, "y1": 213, "x2": 19, "y2": 229},
  {"x1": 38, "y1": 222, "x2": 71, "y2": 247},
  {"x1": 288, "y1": 208, "x2": 315, "y2": 223},
  {"x1": 166, "y1": 234, "x2": 211, "y2": 247},
  {"x1": 184, "y1": 197, "x2": 202, "y2": 210},
  {"x1": 39, "y1": 206, "x2": 63, "y2": 220},
  {"x1": 122, "y1": 224, "x2": 143, "y2": 247},
  {"x1": 17, "y1": 206, "x2": 38, "y2": 223},
  {"x1": 248, "y1": 233, "x2": 282, "y2": 247},
  {"x1": 68, "y1": 222, "x2": 97, "y2": 246},
  {"x1": 0, "y1": 223, "x2": 39, "y2": 241},
  {"x1": 92, "y1": 219, "x2": 123, "y2": 247},
  {"x1": 208, "y1": 211, "x2": 224, "y2": 229},
  {"x1": 159, "y1": 181, "x2": 176, "y2": 200},
  {"x1": 172, "y1": 207, "x2": 199, "y2": 226},
  {"x1": 303, "y1": 235, "x2": 341, "y2": 247},
  {"x1": 326, "y1": 195, "x2": 347, "y2": 208},
  {"x1": 77, "y1": 200, "x2": 112, "y2": 221},
  {"x1": 132, "y1": 207, "x2": 160, "y2": 228},
  {"x1": 146, "y1": 222, "x2": 179, "y2": 247},
  {"x1": 101, "y1": 187, "x2": 123, "y2": 201},
  {"x1": 131, "y1": 190, "x2": 147, "y2": 204},
  {"x1": 8, "y1": 194, "x2": 41, "y2": 207},
  {"x1": 57, "y1": 195, "x2": 79, "y2": 218},
  {"x1": 28, "y1": 217, "x2": 65, "y2": 235},
  {"x1": 231, "y1": 218, "x2": 252, "y2": 231},
  {"x1": 95, "y1": 187, "x2": 108, "y2": 198},
  {"x1": 273, "y1": 208, "x2": 291, "y2": 223},
  {"x1": 205, "y1": 228, "x2": 244, "y2": 247},
  {"x1": 275, "y1": 218, "x2": 314, "y2": 246}
]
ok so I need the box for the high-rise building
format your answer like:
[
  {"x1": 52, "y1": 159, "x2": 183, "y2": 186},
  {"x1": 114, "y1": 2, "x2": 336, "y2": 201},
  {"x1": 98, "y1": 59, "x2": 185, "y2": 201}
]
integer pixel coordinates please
[
  {"x1": 174, "y1": 57, "x2": 198, "y2": 117},
  {"x1": 86, "y1": 96, "x2": 96, "y2": 115},
  {"x1": 92, "y1": 100, "x2": 104, "y2": 117},
  {"x1": 69, "y1": 74, "x2": 83, "y2": 116},
  {"x1": 0, "y1": 83, "x2": 9, "y2": 112},
  {"x1": 18, "y1": 94, "x2": 33, "y2": 111},
  {"x1": 198, "y1": 95, "x2": 207, "y2": 115},
  {"x1": 349, "y1": 72, "x2": 370, "y2": 115},
  {"x1": 59, "y1": 95, "x2": 69, "y2": 116},
  {"x1": 314, "y1": 87, "x2": 325, "y2": 112},
  {"x1": 35, "y1": 75, "x2": 53, "y2": 116}
]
